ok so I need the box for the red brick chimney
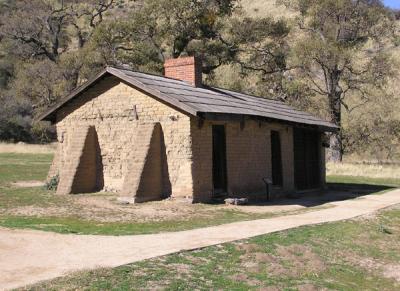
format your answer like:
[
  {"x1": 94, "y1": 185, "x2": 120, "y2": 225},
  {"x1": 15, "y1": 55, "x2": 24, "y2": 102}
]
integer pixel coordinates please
[{"x1": 164, "y1": 56, "x2": 202, "y2": 87}]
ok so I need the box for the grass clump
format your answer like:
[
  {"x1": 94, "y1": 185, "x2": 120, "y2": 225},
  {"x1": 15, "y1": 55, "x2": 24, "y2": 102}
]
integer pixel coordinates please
[{"x1": 45, "y1": 174, "x2": 59, "y2": 191}]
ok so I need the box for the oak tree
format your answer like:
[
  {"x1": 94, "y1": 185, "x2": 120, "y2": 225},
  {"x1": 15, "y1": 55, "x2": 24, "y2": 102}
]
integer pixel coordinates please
[{"x1": 281, "y1": 0, "x2": 396, "y2": 161}]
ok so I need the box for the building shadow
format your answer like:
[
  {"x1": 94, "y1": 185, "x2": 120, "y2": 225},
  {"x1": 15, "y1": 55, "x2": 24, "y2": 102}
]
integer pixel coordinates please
[
  {"x1": 160, "y1": 126, "x2": 172, "y2": 199},
  {"x1": 71, "y1": 126, "x2": 104, "y2": 194},
  {"x1": 232, "y1": 182, "x2": 395, "y2": 208}
]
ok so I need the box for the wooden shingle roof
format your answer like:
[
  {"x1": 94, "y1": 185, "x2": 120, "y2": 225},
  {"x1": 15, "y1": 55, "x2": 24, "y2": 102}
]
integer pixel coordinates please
[{"x1": 38, "y1": 66, "x2": 338, "y2": 132}]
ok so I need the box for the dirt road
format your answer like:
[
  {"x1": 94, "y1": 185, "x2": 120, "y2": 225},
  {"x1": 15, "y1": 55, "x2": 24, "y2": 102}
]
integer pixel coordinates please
[{"x1": 1, "y1": 189, "x2": 399, "y2": 290}]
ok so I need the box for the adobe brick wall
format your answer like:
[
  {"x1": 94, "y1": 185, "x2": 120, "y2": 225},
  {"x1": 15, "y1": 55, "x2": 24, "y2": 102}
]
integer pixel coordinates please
[
  {"x1": 52, "y1": 76, "x2": 193, "y2": 198},
  {"x1": 191, "y1": 120, "x2": 213, "y2": 202},
  {"x1": 132, "y1": 123, "x2": 165, "y2": 202},
  {"x1": 56, "y1": 125, "x2": 90, "y2": 195},
  {"x1": 121, "y1": 123, "x2": 172, "y2": 202},
  {"x1": 190, "y1": 119, "x2": 297, "y2": 202},
  {"x1": 50, "y1": 73, "x2": 325, "y2": 202}
]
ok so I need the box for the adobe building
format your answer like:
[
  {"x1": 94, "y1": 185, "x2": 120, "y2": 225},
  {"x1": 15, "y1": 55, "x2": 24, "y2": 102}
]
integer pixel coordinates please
[{"x1": 39, "y1": 56, "x2": 337, "y2": 203}]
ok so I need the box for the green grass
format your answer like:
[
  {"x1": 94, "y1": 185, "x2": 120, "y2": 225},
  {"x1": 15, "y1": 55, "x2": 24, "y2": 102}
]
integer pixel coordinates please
[
  {"x1": 3, "y1": 152, "x2": 400, "y2": 289},
  {"x1": 0, "y1": 210, "x2": 272, "y2": 236},
  {"x1": 23, "y1": 207, "x2": 400, "y2": 290},
  {"x1": 0, "y1": 152, "x2": 398, "y2": 236},
  {"x1": 0, "y1": 153, "x2": 64, "y2": 210},
  {"x1": 0, "y1": 153, "x2": 278, "y2": 235},
  {"x1": 0, "y1": 153, "x2": 53, "y2": 184},
  {"x1": 327, "y1": 175, "x2": 400, "y2": 188}
]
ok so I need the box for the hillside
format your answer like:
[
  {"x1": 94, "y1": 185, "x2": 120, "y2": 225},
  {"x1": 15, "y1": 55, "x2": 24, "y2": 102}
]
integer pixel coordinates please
[
  {"x1": 237, "y1": 0, "x2": 400, "y2": 161},
  {"x1": 0, "y1": 0, "x2": 398, "y2": 160},
  {"x1": 240, "y1": 0, "x2": 296, "y2": 18}
]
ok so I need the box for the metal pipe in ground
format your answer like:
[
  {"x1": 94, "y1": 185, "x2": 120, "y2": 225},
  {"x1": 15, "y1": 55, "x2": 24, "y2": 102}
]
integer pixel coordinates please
[{"x1": 262, "y1": 178, "x2": 272, "y2": 201}]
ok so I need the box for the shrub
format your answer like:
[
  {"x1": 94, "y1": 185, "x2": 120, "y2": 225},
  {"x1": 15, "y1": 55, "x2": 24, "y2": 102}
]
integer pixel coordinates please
[{"x1": 45, "y1": 174, "x2": 59, "y2": 191}]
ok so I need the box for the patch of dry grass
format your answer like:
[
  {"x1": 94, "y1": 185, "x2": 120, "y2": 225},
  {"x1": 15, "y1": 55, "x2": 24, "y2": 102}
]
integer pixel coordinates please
[
  {"x1": 327, "y1": 162, "x2": 400, "y2": 180},
  {"x1": 0, "y1": 142, "x2": 56, "y2": 154},
  {"x1": 23, "y1": 206, "x2": 400, "y2": 290},
  {"x1": 1, "y1": 153, "x2": 334, "y2": 235},
  {"x1": 240, "y1": 0, "x2": 296, "y2": 18}
]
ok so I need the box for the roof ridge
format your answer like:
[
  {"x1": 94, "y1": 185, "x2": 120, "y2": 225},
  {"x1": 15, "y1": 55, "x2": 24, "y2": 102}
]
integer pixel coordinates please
[
  {"x1": 108, "y1": 67, "x2": 290, "y2": 107},
  {"x1": 204, "y1": 86, "x2": 249, "y2": 102},
  {"x1": 212, "y1": 86, "x2": 289, "y2": 104},
  {"x1": 107, "y1": 65, "x2": 195, "y2": 86}
]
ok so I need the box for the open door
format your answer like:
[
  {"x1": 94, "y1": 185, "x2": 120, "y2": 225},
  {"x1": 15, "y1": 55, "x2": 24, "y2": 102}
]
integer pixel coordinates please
[
  {"x1": 293, "y1": 128, "x2": 321, "y2": 190},
  {"x1": 212, "y1": 125, "x2": 227, "y2": 195}
]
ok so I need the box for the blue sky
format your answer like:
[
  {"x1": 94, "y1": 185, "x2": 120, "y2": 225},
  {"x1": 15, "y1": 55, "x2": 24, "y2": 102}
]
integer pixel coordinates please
[{"x1": 384, "y1": 0, "x2": 400, "y2": 9}]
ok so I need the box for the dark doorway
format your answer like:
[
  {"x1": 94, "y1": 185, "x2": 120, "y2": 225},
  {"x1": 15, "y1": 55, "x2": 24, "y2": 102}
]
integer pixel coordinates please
[
  {"x1": 293, "y1": 128, "x2": 321, "y2": 190},
  {"x1": 271, "y1": 130, "x2": 283, "y2": 187},
  {"x1": 212, "y1": 125, "x2": 227, "y2": 194}
]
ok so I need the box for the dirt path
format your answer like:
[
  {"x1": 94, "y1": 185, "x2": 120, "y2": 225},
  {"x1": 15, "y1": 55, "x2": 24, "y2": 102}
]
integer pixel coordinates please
[{"x1": 1, "y1": 189, "x2": 400, "y2": 290}]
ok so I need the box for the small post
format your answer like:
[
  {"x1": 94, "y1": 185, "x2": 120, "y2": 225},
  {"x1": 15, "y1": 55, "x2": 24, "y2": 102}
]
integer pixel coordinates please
[{"x1": 262, "y1": 178, "x2": 273, "y2": 201}]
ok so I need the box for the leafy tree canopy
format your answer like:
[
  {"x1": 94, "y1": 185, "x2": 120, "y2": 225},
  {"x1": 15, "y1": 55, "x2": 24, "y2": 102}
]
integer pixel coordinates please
[{"x1": 275, "y1": 0, "x2": 396, "y2": 161}]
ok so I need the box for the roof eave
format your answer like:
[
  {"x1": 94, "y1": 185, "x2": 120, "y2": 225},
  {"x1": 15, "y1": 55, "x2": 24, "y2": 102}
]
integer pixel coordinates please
[
  {"x1": 36, "y1": 68, "x2": 109, "y2": 123},
  {"x1": 199, "y1": 112, "x2": 339, "y2": 133}
]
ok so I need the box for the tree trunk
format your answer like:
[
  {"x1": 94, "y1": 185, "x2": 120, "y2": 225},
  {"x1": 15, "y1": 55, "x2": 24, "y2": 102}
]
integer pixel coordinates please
[
  {"x1": 329, "y1": 130, "x2": 342, "y2": 162},
  {"x1": 327, "y1": 70, "x2": 343, "y2": 162}
]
